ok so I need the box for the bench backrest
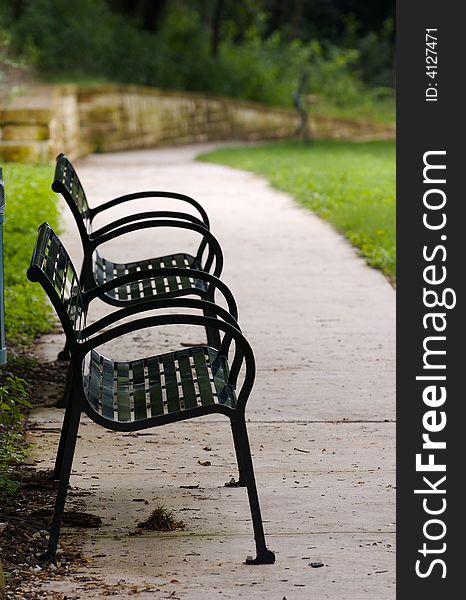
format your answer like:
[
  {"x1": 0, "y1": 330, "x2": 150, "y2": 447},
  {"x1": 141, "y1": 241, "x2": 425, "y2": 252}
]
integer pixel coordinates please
[
  {"x1": 27, "y1": 223, "x2": 86, "y2": 342},
  {"x1": 52, "y1": 154, "x2": 92, "y2": 238}
]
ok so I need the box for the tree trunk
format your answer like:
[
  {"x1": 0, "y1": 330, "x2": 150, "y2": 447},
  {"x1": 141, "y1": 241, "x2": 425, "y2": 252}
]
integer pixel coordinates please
[
  {"x1": 210, "y1": 0, "x2": 225, "y2": 59},
  {"x1": 290, "y1": 0, "x2": 304, "y2": 40},
  {"x1": 13, "y1": 0, "x2": 24, "y2": 20},
  {"x1": 141, "y1": 0, "x2": 169, "y2": 32}
]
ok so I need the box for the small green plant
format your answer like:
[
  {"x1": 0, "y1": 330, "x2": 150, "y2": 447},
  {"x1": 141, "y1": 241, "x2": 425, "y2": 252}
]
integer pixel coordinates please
[
  {"x1": 137, "y1": 504, "x2": 185, "y2": 531},
  {"x1": 0, "y1": 374, "x2": 31, "y2": 503},
  {"x1": 0, "y1": 374, "x2": 30, "y2": 423}
]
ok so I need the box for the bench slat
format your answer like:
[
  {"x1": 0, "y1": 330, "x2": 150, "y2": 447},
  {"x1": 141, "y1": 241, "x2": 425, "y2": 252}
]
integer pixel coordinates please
[
  {"x1": 175, "y1": 253, "x2": 193, "y2": 292},
  {"x1": 192, "y1": 348, "x2": 215, "y2": 406},
  {"x1": 132, "y1": 360, "x2": 147, "y2": 421},
  {"x1": 147, "y1": 357, "x2": 164, "y2": 416},
  {"x1": 161, "y1": 256, "x2": 179, "y2": 293},
  {"x1": 177, "y1": 351, "x2": 197, "y2": 410},
  {"x1": 138, "y1": 259, "x2": 154, "y2": 299},
  {"x1": 116, "y1": 362, "x2": 131, "y2": 422},
  {"x1": 102, "y1": 356, "x2": 115, "y2": 419},
  {"x1": 149, "y1": 258, "x2": 167, "y2": 295},
  {"x1": 115, "y1": 263, "x2": 128, "y2": 300},
  {"x1": 55, "y1": 251, "x2": 67, "y2": 299},
  {"x1": 127, "y1": 264, "x2": 141, "y2": 300},
  {"x1": 161, "y1": 353, "x2": 180, "y2": 413}
]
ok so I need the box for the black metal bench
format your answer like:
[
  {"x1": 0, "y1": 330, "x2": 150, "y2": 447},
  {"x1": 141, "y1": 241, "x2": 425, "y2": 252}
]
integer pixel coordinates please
[
  {"x1": 52, "y1": 154, "x2": 225, "y2": 351},
  {"x1": 27, "y1": 223, "x2": 275, "y2": 566}
]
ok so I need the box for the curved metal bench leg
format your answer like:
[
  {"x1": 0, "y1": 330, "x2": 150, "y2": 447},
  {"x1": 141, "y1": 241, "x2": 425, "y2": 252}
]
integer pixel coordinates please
[
  {"x1": 57, "y1": 341, "x2": 70, "y2": 361},
  {"x1": 230, "y1": 416, "x2": 275, "y2": 565},
  {"x1": 41, "y1": 402, "x2": 81, "y2": 563},
  {"x1": 225, "y1": 420, "x2": 247, "y2": 487},
  {"x1": 53, "y1": 380, "x2": 74, "y2": 480},
  {"x1": 55, "y1": 365, "x2": 72, "y2": 409}
]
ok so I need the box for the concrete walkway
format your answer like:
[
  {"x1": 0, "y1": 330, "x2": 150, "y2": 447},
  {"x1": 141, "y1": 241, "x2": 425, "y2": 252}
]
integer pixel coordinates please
[{"x1": 32, "y1": 144, "x2": 395, "y2": 599}]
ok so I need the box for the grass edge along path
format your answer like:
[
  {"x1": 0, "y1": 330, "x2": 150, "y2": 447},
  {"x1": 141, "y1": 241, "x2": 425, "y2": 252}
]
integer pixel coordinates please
[
  {"x1": 2, "y1": 163, "x2": 59, "y2": 345},
  {"x1": 1, "y1": 162, "x2": 58, "y2": 506},
  {"x1": 198, "y1": 140, "x2": 395, "y2": 282}
]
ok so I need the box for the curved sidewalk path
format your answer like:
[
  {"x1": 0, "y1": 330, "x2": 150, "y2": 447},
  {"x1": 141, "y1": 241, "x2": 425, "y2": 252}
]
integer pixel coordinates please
[{"x1": 34, "y1": 144, "x2": 395, "y2": 599}]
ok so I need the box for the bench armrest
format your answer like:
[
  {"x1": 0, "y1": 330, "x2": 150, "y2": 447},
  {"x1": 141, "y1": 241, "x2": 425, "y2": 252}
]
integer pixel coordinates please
[
  {"x1": 81, "y1": 297, "x2": 239, "y2": 338},
  {"x1": 83, "y1": 267, "x2": 238, "y2": 321},
  {"x1": 91, "y1": 211, "x2": 207, "y2": 238},
  {"x1": 79, "y1": 314, "x2": 255, "y2": 410},
  {"x1": 88, "y1": 219, "x2": 223, "y2": 277},
  {"x1": 90, "y1": 191, "x2": 210, "y2": 230}
]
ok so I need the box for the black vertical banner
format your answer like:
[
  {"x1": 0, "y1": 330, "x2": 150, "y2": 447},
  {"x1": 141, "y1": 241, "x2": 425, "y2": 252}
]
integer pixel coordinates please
[{"x1": 397, "y1": 1, "x2": 464, "y2": 597}]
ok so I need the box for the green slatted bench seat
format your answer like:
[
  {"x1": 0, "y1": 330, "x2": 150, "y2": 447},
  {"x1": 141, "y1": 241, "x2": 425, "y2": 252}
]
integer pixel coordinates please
[
  {"x1": 86, "y1": 346, "x2": 235, "y2": 422},
  {"x1": 93, "y1": 251, "x2": 208, "y2": 302},
  {"x1": 27, "y1": 222, "x2": 275, "y2": 567}
]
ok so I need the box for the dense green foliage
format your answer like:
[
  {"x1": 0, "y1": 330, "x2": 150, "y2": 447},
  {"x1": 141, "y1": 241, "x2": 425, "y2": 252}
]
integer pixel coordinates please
[
  {"x1": 3, "y1": 163, "x2": 58, "y2": 344},
  {"x1": 200, "y1": 140, "x2": 395, "y2": 280},
  {"x1": 0, "y1": 0, "x2": 394, "y2": 121}
]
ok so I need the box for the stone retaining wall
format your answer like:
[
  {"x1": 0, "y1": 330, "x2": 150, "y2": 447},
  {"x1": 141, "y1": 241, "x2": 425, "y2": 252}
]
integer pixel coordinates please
[
  {"x1": 0, "y1": 84, "x2": 395, "y2": 162},
  {"x1": 77, "y1": 85, "x2": 299, "y2": 153}
]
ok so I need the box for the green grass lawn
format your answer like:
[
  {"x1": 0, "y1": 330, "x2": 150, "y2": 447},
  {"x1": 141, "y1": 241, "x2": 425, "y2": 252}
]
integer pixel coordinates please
[
  {"x1": 199, "y1": 140, "x2": 395, "y2": 281},
  {"x1": 1, "y1": 163, "x2": 59, "y2": 503},
  {"x1": 2, "y1": 163, "x2": 59, "y2": 345}
]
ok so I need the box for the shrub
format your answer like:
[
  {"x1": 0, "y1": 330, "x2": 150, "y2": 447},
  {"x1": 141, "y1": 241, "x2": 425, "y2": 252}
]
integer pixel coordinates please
[
  {"x1": 9, "y1": 0, "x2": 116, "y2": 77},
  {"x1": 1, "y1": 0, "x2": 394, "y2": 120}
]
